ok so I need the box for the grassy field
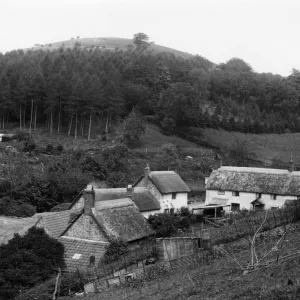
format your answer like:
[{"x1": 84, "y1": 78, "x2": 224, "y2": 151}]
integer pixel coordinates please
[
  {"x1": 27, "y1": 37, "x2": 194, "y2": 59},
  {"x1": 203, "y1": 128, "x2": 300, "y2": 164}
]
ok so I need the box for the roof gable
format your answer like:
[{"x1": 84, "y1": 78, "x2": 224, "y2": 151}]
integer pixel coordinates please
[{"x1": 132, "y1": 188, "x2": 160, "y2": 212}]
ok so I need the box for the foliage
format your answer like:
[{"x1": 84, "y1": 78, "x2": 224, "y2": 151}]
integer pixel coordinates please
[
  {"x1": 123, "y1": 107, "x2": 146, "y2": 147},
  {"x1": 226, "y1": 138, "x2": 256, "y2": 166},
  {"x1": 0, "y1": 227, "x2": 65, "y2": 300},
  {"x1": 154, "y1": 143, "x2": 181, "y2": 170},
  {"x1": 104, "y1": 238, "x2": 129, "y2": 263},
  {"x1": 0, "y1": 197, "x2": 36, "y2": 217}
]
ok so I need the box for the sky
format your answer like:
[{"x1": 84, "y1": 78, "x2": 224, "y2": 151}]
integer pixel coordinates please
[{"x1": 1, "y1": 0, "x2": 300, "y2": 76}]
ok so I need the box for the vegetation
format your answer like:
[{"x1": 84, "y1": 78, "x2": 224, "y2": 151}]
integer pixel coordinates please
[
  {"x1": 1, "y1": 34, "x2": 300, "y2": 141},
  {"x1": 0, "y1": 227, "x2": 65, "y2": 300}
]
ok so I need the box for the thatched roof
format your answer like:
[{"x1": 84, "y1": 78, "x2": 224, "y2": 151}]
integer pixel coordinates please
[
  {"x1": 93, "y1": 198, "x2": 154, "y2": 242},
  {"x1": 69, "y1": 187, "x2": 160, "y2": 212},
  {"x1": 134, "y1": 171, "x2": 190, "y2": 194},
  {"x1": 206, "y1": 166, "x2": 300, "y2": 196}
]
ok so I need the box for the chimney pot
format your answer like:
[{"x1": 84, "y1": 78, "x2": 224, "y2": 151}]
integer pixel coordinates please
[{"x1": 144, "y1": 164, "x2": 150, "y2": 185}]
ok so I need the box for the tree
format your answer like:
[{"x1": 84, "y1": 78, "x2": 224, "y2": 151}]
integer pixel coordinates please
[
  {"x1": 0, "y1": 227, "x2": 65, "y2": 300},
  {"x1": 123, "y1": 107, "x2": 146, "y2": 147},
  {"x1": 133, "y1": 33, "x2": 150, "y2": 51}
]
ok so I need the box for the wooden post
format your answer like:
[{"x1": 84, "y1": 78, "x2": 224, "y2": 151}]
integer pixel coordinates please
[
  {"x1": 52, "y1": 268, "x2": 61, "y2": 300},
  {"x1": 214, "y1": 208, "x2": 217, "y2": 220}
]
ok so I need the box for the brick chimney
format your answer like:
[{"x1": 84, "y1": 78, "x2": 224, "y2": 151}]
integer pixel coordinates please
[
  {"x1": 289, "y1": 155, "x2": 294, "y2": 172},
  {"x1": 214, "y1": 154, "x2": 222, "y2": 170},
  {"x1": 144, "y1": 164, "x2": 150, "y2": 185},
  {"x1": 83, "y1": 188, "x2": 95, "y2": 215}
]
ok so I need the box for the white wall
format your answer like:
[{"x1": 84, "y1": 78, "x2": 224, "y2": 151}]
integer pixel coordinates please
[
  {"x1": 161, "y1": 192, "x2": 188, "y2": 212},
  {"x1": 205, "y1": 190, "x2": 298, "y2": 211}
]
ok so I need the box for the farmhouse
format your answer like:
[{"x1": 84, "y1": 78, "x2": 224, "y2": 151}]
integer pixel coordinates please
[
  {"x1": 61, "y1": 190, "x2": 154, "y2": 271},
  {"x1": 205, "y1": 165, "x2": 300, "y2": 212},
  {"x1": 133, "y1": 165, "x2": 190, "y2": 215}
]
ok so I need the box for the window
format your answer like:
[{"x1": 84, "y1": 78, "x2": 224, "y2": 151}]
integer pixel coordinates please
[
  {"x1": 271, "y1": 194, "x2": 277, "y2": 200},
  {"x1": 217, "y1": 191, "x2": 225, "y2": 195},
  {"x1": 271, "y1": 207, "x2": 278, "y2": 210},
  {"x1": 172, "y1": 192, "x2": 177, "y2": 199},
  {"x1": 232, "y1": 191, "x2": 240, "y2": 197},
  {"x1": 72, "y1": 253, "x2": 82, "y2": 260},
  {"x1": 164, "y1": 208, "x2": 170, "y2": 214},
  {"x1": 231, "y1": 203, "x2": 240, "y2": 212},
  {"x1": 256, "y1": 193, "x2": 262, "y2": 198}
]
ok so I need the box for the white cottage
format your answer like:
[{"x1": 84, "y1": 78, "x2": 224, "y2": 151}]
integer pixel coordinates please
[
  {"x1": 133, "y1": 166, "x2": 190, "y2": 214},
  {"x1": 205, "y1": 166, "x2": 300, "y2": 212}
]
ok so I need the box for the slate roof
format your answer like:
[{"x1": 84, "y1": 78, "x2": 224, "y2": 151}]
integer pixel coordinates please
[
  {"x1": 94, "y1": 198, "x2": 155, "y2": 242},
  {"x1": 133, "y1": 171, "x2": 190, "y2": 194},
  {"x1": 59, "y1": 236, "x2": 108, "y2": 271},
  {"x1": 35, "y1": 209, "x2": 82, "y2": 238},
  {"x1": 206, "y1": 166, "x2": 300, "y2": 196},
  {"x1": 132, "y1": 188, "x2": 160, "y2": 212}
]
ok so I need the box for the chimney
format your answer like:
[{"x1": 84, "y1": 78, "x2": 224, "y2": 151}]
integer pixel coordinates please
[
  {"x1": 144, "y1": 164, "x2": 150, "y2": 185},
  {"x1": 126, "y1": 184, "x2": 134, "y2": 199},
  {"x1": 214, "y1": 154, "x2": 222, "y2": 170},
  {"x1": 83, "y1": 188, "x2": 95, "y2": 215},
  {"x1": 289, "y1": 155, "x2": 294, "y2": 172}
]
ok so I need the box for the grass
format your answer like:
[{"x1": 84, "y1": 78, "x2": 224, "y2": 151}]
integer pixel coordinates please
[
  {"x1": 27, "y1": 37, "x2": 194, "y2": 59},
  {"x1": 61, "y1": 226, "x2": 300, "y2": 300},
  {"x1": 0, "y1": 216, "x2": 36, "y2": 245},
  {"x1": 203, "y1": 128, "x2": 300, "y2": 164}
]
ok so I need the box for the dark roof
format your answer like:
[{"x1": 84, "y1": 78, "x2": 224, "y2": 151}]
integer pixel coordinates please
[
  {"x1": 132, "y1": 188, "x2": 160, "y2": 212},
  {"x1": 94, "y1": 198, "x2": 155, "y2": 242},
  {"x1": 134, "y1": 171, "x2": 190, "y2": 194},
  {"x1": 206, "y1": 166, "x2": 300, "y2": 196},
  {"x1": 69, "y1": 187, "x2": 161, "y2": 212},
  {"x1": 59, "y1": 236, "x2": 108, "y2": 271},
  {"x1": 35, "y1": 209, "x2": 82, "y2": 238}
]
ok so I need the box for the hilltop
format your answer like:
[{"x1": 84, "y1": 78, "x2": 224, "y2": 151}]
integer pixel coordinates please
[{"x1": 28, "y1": 37, "x2": 195, "y2": 59}]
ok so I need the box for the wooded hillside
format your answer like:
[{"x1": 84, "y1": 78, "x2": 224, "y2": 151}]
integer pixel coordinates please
[{"x1": 1, "y1": 34, "x2": 300, "y2": 137}]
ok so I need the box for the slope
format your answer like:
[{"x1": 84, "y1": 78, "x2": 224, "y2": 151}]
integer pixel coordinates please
[{"x1": 29, "y1": 37, "x2": 194, "y2": 59}]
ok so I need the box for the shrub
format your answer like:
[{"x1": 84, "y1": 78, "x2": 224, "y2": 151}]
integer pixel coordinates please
[
  {"x1": 0, "y1": 227, "x2": 65, "y2": 299},
  {"x1": 104, "y1": 238, "x2": 128, "y2": 263},
  {"x1": 148, "y1": 213, "x2": 180, "y2": 237}
]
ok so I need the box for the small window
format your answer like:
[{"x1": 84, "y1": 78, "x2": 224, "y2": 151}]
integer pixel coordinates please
[
  {"x1": 232, "y1": 191, "x2": 239, "y2": 197},
  {"x1": 164, "y1": 208, "x2": 170, "y2": 214},
  {"x1": 217, "y1": 191, "x2": 225, "y2": 195},
  {"x1": 172, "y1": 192, "x2": 177, "y2": 199},
  {"x1": 72, "y1": 253, "x2": 82, "y2": 260},
  {"x1": 256, "y1": 193, "x2": 262, "y2": 198},
  {"x1": 231, "y1": 203, "x2": 240, "y2": 212},
  {"x1": 271, "y1": 194, "x2": 277, "y2": 200},
  {"x1": 271, "y1": 207, "x2": 278, "y2": 210}
]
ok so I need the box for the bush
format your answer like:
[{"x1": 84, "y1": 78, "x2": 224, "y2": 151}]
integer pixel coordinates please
[
  {"x1": 148, "y1": 213, "x2": 180, "y2": 237},
  {"x1": 104, "y1": 238, "x2": 128, "y2": 263},
  {"x1": 0, "y1": 227, "x2": 65, "y2": 299},
  {"x1": 0, "y1": 197, "x2": 36, "y2": 217}
]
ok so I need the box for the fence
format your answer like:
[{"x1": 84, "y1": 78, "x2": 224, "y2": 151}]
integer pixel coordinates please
[{"x1": 188, "y1": 200, "x2": 300, "y2": 245}]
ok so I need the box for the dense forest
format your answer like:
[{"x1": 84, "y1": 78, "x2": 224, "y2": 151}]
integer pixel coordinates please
[{"x1": 1, "y1": 33, "x2": 300, "y2": 136}]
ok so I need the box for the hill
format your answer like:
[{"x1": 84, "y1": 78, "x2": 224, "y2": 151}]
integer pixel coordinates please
[
  {"x1": 202, "y1": 128, "x2": 300, "y2": 164},
  {"x1": 29, "y1": 37, "x2": 195, "y2": 59}
]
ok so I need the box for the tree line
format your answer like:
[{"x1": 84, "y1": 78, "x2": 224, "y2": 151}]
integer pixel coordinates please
[{"x1": 0, "y1": 33, "x2": 300, "y2": 136}]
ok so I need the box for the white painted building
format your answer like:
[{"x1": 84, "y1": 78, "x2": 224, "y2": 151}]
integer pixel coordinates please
[
  {"x1": 133, "y1": 166, "x2": 190, "y2": 214},
  {"x1": 205, "y1": 166, "x2": 300, "y2": 212}
]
